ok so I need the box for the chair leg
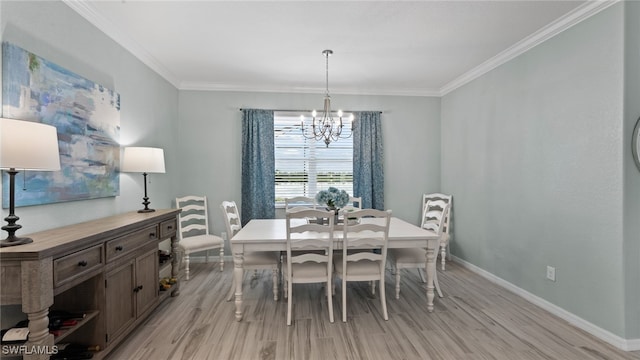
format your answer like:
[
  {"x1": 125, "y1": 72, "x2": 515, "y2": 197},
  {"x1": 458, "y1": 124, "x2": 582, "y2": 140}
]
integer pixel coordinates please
[
  {"x1": 441, "y1": 244, "x2": 447, "y2": 271},
  {"x1": 380, "y1": 277, "x2": 388, "y2": 321},
  {"x1": 272, "y1": 267, "x2": 279, "y2": 301},
  {"x1": 418, "y1": 268, "x2": 426, "y2": 283},
  {"x1": 220, "y1": 248, "x2": 224, "y2": 272},
  {"x1": 252, "y1": 269, "x2": 258, "y2": 280},
  {"x1": 184, "y1": 253, "x2": 190, "y2": 281},
  {"x1": 434, "y1": 270, "x2": 444, "y2": 298},
  {"x1": 370, "y1": 280, "x2": 376, "y2": 295},
  {"x1": 331, "y1": 273, "x2": 336, "y2": 296},
  {"x1": 326, "y1": 278, "x2": 334, "y2": 323},
  {"x1": 283, "y1": 276, "x2": 288, "y2": 299},
  {"x1": 287, "y1": 281, "x2": 293, "y2": 326},
  {"x1": 395, "y1": 268, "x2": 401, "y2": 299},
  {"x1": 342, "y1": 278, "x2": 347, "y2": 322},
  {"x1": 205, "y1": 250, "x2": 209, "y2": 264}
]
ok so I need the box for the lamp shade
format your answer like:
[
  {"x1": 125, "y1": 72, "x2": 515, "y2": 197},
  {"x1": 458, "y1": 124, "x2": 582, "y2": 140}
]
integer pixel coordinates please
[
  {"x1": 0, "y1": 118, "x2": 61, "y2": 171},
  {"x1": 121, "y1": 147, "x2": 165, "y2": 173}
]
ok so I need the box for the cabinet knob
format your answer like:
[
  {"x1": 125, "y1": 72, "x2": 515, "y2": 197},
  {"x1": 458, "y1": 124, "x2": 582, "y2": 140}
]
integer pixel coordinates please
[
  {"x1": 78, "y1": 260, "x2": 88, "y2": 267},
  {"x1": 115, "y1": 245, "x2": 124, "y2": 251},
  {"x1": 133, "y1": 285, "x2": 144, "y2": 293},
  {"x1": 149, "y1": 233, "x2": 156, "y2": 239}
]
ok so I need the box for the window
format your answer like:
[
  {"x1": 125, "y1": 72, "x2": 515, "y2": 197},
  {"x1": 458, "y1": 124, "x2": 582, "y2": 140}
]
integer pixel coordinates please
[{"x1": 274, "y1": 111, "x2": 353, "y2": 206}]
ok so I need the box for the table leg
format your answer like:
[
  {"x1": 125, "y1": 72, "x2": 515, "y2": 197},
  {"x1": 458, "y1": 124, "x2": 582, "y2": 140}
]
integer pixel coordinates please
[
  {"x1": 425, "y1": 247, "x2": 436, "y2": 312},
  {"x1": 232, "y1": 246, "x2": 244, "y2": 321}
]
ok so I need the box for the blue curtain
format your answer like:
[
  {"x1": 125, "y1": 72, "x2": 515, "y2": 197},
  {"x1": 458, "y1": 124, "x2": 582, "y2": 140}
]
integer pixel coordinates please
[
  {"x1": 353, "y1": 111, "x2": 384, "y2": 210},
  {"x1": 241, "y1": 109, "x2": 275, "y2": 225}
]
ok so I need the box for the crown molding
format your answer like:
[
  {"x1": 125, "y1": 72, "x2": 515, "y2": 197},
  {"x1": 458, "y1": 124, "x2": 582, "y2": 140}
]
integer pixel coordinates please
[
  {"x1": 179, "y1": 81, "x2": 441, "y2": 97},
  {"x1": 439, "y1": 0, "x2": 620, "y2": 96},
  {"x1": 62, "y1": 0, "x2": 181, "y2": 88},
  {"x1": 64, "y1": 0, "x2": 618, "y2": 98}
]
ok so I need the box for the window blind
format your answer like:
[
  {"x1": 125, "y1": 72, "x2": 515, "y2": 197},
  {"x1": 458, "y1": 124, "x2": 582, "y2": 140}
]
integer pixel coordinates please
[{"x1": 274, "y1": 112, "x2": 353, "y2": 205}]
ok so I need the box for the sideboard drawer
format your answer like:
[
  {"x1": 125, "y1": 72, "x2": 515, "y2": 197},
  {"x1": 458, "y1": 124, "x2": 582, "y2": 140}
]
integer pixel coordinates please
[
  {"x1": 54, "y1": 244, "x2": 103, "y2": 288},
  {"x1": 106, "y1": 225, "x2": 158, "y2": 263},
  {"x1": 159, "y1": 219, "x2": 177, "y2": 239}
]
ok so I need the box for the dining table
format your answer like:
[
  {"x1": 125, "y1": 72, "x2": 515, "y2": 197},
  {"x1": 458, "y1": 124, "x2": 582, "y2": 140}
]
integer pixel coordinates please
[{"x1": 230, "y1": 216, "x2": 441, "y2": 321}]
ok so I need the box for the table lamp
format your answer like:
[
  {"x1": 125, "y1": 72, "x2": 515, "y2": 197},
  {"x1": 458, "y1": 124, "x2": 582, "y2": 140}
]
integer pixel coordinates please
[
  {"x1": 121, "y1": 146, "x2": 165, "y2": 213},
  {"x1": 1, "y1": 118, "x2": 61, "y2": 247}
]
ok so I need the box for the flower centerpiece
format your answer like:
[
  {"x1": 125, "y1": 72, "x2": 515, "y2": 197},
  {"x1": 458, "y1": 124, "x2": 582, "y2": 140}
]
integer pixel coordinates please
[{"x1": 315, "y1": 187, "x2": 350, "y2": 211}]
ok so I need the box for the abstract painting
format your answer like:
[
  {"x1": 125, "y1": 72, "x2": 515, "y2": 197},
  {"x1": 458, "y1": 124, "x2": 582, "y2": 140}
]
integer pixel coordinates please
[{"x1": 2, "y1": 42, "x2": 120, "y2": 208}]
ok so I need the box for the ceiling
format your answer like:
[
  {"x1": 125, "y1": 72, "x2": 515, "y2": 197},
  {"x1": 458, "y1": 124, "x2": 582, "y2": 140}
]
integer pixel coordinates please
[{"x1": 64, "y1": 1, "x2": 612, "y2": 97}]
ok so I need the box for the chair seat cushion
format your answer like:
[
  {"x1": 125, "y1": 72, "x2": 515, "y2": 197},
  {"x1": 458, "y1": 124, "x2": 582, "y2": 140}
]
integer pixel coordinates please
[
  {"x1": 388, "y1": 248, "x2": 427, "y2": 265},
  {"x1": 334, "y1": 254, "x2": 381, "y2": 276},
  {"x1": 283, "y1": 261, "x2": 329, "y2": 282},
  {"x1": 244, "y1": 251, "x2": 280, "y2": 266},
  {"x1": 178, "y1": 234, "x2": 223, "y2": 253}
]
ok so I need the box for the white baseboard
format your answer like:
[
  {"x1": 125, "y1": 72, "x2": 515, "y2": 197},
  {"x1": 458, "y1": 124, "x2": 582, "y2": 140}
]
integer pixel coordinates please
[{"x1": 451, "y1": 255, "x2": 640, "y2": 352}]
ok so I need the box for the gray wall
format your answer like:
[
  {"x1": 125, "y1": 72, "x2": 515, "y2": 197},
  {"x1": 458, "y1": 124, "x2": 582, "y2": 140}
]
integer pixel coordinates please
[
  {"x1": 177, "y1": 90, "x2": 441, "y2": 247},
  {"x1": 0, "y1": 0, "x2": 179, "y2": 327},
  {"x1": 441, "y1": 4, "x2": 630, "y2": 338},
  {"x1": 623, "y1": 1, "x2": 640, "y2": 340},
  {"x1": 0, "y1": 1, "x2": 180, "y2": 234}
]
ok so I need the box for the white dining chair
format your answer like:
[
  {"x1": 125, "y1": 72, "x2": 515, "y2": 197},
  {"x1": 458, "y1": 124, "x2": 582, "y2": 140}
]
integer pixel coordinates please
[
  {"x1": 387, "y1": 200, "x2": 449, "y2": 299},
  {"x1": 284, "y1": 208, "x2": 335, "y2": 325},
  {"x1": 341, "y1": 196, "x2": 362, "y2": 222},
  {"x1": 423, "y1": 193, "x2": 453, "y2": 270},
  {"x1": 284, "y1": 196, "x2": 317, "y2": 211},
  {"x1": 349, "y1": 196, "x2": 362, "y2": 210},
  {"x1": 220, "y1": 201, "x2": 280, "y2": 301},
  {"x1": 333, "y1": 208, "x2": 392, "y2": 322},
  {"x1": 175, "y1": 195, "x2": 224, "y2": 280}
]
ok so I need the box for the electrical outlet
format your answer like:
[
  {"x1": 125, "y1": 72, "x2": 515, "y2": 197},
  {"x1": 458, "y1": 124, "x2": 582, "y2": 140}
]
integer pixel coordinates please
[{"x1": 546, "y1": 266, "x2": 556, "y2": 281}]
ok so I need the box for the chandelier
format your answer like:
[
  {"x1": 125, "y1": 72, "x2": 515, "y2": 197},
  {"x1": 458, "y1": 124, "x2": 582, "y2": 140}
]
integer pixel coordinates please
[{"x1": 301, "y1": 49, "x2": 354, "y2": 147}]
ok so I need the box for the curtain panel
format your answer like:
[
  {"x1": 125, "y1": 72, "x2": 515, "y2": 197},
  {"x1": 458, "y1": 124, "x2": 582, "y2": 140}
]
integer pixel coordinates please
[
  {"x1": 353, "y1": 111, "x2": 384, "y2": 210},
  {"x1": 241, "y1": 109, "x2": 275, "y2": 225}
]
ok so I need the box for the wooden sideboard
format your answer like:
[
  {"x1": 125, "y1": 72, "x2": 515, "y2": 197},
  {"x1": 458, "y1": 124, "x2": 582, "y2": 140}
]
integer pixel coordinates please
[{"x1": 0, "y1": 209, "x2": 181, "y2": 360}]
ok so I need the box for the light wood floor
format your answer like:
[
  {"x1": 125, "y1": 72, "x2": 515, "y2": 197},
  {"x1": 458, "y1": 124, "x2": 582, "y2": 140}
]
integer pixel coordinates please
[{"x1": 106, "y1": 261, "x2": 640, "y2": 360}]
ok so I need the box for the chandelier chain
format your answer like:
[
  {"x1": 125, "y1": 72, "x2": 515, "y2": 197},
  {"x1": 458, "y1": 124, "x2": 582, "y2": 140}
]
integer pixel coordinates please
[{"x1": 325, "y1": 50, "x2": 330, "y2": 97}]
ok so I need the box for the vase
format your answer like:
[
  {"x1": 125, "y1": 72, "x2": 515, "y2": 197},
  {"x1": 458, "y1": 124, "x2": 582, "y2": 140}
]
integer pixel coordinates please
[{"x1": 325, "y1": 205, "x2": 340, "y2": 225}]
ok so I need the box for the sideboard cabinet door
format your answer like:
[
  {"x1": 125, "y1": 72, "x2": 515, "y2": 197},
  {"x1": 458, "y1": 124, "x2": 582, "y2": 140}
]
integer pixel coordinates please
[
  {"x1": 135, "y1": 247, "x2": 160, "y2": 317},
  {"x1": 105, "y1": 259, "x2": 136, "y2": 343}
]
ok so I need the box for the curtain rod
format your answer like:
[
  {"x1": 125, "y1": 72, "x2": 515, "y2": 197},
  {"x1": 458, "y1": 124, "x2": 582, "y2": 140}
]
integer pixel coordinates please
[{"x1": 239, "y1": 108, "x2": 382, "y2": 114}]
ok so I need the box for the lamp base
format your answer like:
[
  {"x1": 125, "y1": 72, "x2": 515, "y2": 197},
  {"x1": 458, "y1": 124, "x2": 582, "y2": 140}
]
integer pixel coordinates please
[
  {"x1": 137, "y1": 179, "x2": 155, "y2": 213},
  {"x1": 2, "y1": 169, "x2": 33, "y2": 248},
  {"x1": 0, "y1": 236, "x2": 34, "y2": 248}
]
